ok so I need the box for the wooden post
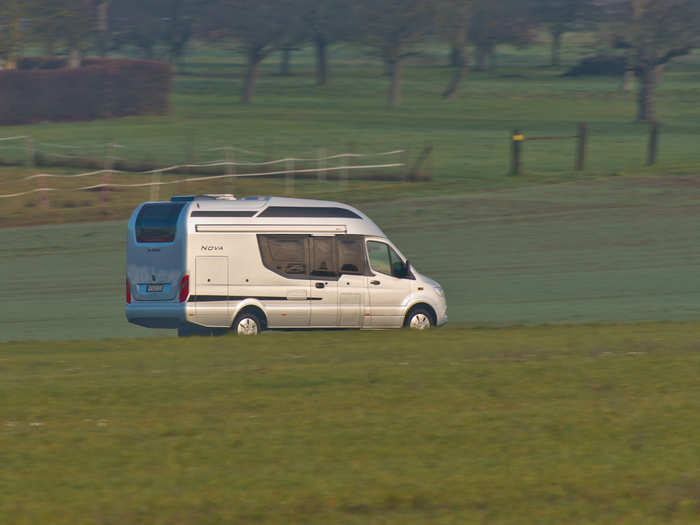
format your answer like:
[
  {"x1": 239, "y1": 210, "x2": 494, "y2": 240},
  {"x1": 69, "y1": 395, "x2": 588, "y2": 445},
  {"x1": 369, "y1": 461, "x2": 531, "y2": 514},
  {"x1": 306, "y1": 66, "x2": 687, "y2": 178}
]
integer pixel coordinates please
[
  {"x1": 511, "y1": 130, "x2": 523, "y2": 175},
  {"x1": 25, "y1": 136, "x2": 35, "y2": 169},
  {"x1": 647, "y1": 121, "x2": 659, "y2": 166},
  {"x1": 341, "y1": 142, "x2": 354, "y2": 189},
  {"x1": 149, "y1": 172, "x2": 160, "y2": 202},
  {"x1": 285, "y1": 158, "x2": 294, "y2": 195},
  {"x1": 318, "y1": 147, "x2": 326, "y2": 183},
  {"x1": 575, "y1": 123, "x2": 588, "y2": 171},
  {"x1": 226, "y1": 147, "x2": 236, "y2": 194},
  {"x1": 401, "y1": 149, "x2": 409, "y2": 182},
  {"x1": 102, "y1": 140, "x2": 115, "y2": 204}
]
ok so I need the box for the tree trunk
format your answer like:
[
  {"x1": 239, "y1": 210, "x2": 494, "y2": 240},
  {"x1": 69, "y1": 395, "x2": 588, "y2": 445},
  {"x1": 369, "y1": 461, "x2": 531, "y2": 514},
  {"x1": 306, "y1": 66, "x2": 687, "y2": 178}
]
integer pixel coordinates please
[
  {"x1": 448, "y1": 43, "x2": 461, "y2": 67},
  {"x1": 96, "y1": 1, "x2": 109, "y2": 57},
  {"x1": 442, "y1": 45, "x2": 468, "y2": 99},
  {"x1": 280, "y1": 48, "x2": 291, "y2": 76},
  {"x1": 474, "y1": 45, "x2": 489, "y2": 71},
  {"x1": 622, "y1": 68, "x2": 635, "y2": 92},
  {"x1": 388, "y1": 54, "x2": 402, "y2": 108},
  {"x1": 242, "y1": 49, "x2": 262, "y2": 104},
  {"x1": 488, "y1": 49, "x2": 497, "y2": 71},
  {"x1": 68, "y1": 48, "x2": 81, "y2": 69},
  {"x1": 315, "y1": 37, "x2": 329, "y2": 86},
  {"x1": 637, "y1": 65, "x2": 660, "y2": 122},
  {"x1": 551, "y1": 30, "x2": 562, "y2": 68}
]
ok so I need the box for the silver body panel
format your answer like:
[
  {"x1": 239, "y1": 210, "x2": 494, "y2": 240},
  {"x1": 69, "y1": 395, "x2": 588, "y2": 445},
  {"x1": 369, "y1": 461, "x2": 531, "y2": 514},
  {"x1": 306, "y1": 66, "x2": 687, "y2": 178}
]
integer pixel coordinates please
[{"x1": 125, "y1": 196, "x2": 447, "y2": 331}]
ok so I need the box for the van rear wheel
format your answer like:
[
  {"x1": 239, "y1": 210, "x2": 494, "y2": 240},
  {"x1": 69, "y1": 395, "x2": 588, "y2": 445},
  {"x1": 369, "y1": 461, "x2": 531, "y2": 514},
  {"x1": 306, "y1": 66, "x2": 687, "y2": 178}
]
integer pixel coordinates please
[
  {"x1": 404, "y1": 307, "x2": 434, "y2": 330},
  {"x1": 233, "y1": 312, "x2": 262, "y2": 335}
]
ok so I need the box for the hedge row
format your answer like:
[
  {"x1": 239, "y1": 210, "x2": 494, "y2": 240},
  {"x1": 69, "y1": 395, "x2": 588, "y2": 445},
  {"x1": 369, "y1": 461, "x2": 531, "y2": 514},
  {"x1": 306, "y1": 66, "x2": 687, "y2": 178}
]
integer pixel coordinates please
[{"x1": 0, "y1": 58, "x2": 171, "y2": 125}]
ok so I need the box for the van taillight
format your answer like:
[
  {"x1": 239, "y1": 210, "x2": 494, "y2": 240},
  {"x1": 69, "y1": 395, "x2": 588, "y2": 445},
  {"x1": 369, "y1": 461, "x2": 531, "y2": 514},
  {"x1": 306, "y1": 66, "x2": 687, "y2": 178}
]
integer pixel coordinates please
[
  {"x1": 126, "y1": 278, "x2": 131, "y2": 304},
  {"x1": 179, "y1": 275, "x2": 189, "y2": 303}
]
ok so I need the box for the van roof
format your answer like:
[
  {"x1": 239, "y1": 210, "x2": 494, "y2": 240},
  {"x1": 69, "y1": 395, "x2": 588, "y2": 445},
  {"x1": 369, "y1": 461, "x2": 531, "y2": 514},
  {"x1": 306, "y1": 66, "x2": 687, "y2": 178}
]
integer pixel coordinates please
[{"x1": 173, "y1": 195, "x2": 386, "y2": 237}]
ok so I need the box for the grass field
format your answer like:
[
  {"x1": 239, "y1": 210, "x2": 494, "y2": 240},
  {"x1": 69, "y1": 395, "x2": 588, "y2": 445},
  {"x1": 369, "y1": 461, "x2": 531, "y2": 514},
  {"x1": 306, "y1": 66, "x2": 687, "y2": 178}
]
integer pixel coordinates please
[
  {"x1": 4, "y1": 174, "x2": 700, "y2": 342},
  {"x1": 2, "y1": 40, "x2": 700, "y2": 524},
  {"x1": 2, "y1": 324, "x2": 700, "y2": 524},
  {"x1": 1, "y1": 42, "x2": 700, "y2": 227}
]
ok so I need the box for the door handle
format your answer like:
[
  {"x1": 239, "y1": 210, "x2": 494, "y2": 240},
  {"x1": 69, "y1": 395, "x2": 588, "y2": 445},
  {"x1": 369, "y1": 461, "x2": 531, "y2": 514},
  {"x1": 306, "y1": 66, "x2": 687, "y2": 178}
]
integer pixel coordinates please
[
  {"x1": 370, "y1": 280, "x2": 381, "y2": 286},
  {"x1": 315, "y1": 282, "x2": 325, "y2": 289}
]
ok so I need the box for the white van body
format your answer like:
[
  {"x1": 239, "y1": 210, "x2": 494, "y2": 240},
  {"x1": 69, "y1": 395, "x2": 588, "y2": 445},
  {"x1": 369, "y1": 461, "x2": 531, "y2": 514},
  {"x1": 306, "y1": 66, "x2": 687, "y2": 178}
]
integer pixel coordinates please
[{"x1": 125, "y1": 195, "x2": 447, "y2": 334}]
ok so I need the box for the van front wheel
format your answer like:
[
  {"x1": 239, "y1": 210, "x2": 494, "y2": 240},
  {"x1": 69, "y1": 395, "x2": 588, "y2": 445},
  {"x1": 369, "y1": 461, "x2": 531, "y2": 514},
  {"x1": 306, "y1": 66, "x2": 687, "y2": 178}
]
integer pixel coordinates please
[
  {"x1": 233, "y1": 312, "x2": 262, "y2": 335},
  {"x1": 404, "y1": 307, "x2": 434, "y2": 330}
]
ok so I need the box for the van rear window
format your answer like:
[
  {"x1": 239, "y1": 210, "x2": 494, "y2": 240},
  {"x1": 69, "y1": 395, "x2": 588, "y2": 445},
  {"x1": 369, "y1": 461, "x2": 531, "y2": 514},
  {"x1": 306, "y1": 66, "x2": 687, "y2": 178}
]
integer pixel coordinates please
[{"x1": 135, "y1": 203, "x2": 185, "y2": 243}]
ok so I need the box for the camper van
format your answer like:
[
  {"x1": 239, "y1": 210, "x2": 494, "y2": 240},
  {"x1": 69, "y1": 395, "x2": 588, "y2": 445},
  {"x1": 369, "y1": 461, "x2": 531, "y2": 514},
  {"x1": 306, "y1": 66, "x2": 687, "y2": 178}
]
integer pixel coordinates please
[{"x1": 125, "y1": 195, "x2": 447, "y2": 335}]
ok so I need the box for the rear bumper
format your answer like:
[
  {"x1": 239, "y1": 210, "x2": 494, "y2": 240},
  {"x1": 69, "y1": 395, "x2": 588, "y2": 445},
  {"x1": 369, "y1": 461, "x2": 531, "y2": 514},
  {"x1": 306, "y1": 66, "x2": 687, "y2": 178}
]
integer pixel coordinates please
[{"x1": 125, "y1": 302, "x2": 187, "y2": 328}]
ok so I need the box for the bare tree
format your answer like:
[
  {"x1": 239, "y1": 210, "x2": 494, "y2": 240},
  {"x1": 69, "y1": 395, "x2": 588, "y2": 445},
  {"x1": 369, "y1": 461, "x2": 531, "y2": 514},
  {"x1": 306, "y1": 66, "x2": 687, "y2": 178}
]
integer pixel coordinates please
[
  {"x1": 0, "y1": 0, "x2": 25, "y2": 69},
  {"x1": 437, "y1": 0, "x2": 472, "y2": 99},
  {"x1": 200, "y1": 0, "x2": 293, "y2": 104},
  {"x1": 532, "y1": 0, "x2": 596, "y2": 67},
  {"x1": 611, "y1": 0, "x2": 700, "y2": 121},
  {"x1": 357, "y1": 0, "x2": 435, "y2": 108},
  {"x1": 301, "y1": 0, "x2": 354, "y2": 86},
  {"x1": 469, "y1": 0, "x2": 536, "y2": 71},
  {"x1": 109, "y1": 0, "x2": 196, "y2": 65}
]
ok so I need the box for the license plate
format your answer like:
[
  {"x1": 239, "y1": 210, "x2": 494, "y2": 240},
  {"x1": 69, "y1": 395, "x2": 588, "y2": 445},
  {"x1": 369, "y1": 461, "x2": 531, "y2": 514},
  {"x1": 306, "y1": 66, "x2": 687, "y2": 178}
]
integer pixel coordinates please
[{"x1": 147, "y1": 284, "x2": 163, "y2": 292}]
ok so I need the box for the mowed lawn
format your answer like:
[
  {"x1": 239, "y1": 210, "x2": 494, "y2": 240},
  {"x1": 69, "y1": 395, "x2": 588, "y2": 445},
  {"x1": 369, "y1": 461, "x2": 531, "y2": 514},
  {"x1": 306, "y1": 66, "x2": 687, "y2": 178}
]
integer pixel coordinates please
[
  {"x1": 2, "y1": 324, "x2": 700, "y2": 524},
  {"x1": 3, "y1": 174, "x2": 700, "y2": 341}
]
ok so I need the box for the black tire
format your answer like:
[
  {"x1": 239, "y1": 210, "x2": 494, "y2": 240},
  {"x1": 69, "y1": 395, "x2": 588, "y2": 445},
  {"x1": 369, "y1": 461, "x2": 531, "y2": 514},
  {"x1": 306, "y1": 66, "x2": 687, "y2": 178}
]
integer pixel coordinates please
[
  {"x1": 232, "y1": 311, "x2": 263, "y2": 336},
  {"x1": 404, "y1": 307, "x2": 434, "y2": 330}
]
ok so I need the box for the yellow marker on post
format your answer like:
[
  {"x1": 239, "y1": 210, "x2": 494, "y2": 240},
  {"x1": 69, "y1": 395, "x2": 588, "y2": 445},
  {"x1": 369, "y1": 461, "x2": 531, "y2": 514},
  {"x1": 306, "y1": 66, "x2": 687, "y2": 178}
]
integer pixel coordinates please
[{"x1": 512, "y1": 133, "x2": 524, "y2": 141}]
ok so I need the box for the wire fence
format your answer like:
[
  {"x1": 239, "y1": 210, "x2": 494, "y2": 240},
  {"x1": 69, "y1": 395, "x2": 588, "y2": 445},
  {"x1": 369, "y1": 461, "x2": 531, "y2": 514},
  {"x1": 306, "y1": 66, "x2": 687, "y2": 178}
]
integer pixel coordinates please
[{"x1": 0, "y1": 137, "x2": 430, "y2": 207}]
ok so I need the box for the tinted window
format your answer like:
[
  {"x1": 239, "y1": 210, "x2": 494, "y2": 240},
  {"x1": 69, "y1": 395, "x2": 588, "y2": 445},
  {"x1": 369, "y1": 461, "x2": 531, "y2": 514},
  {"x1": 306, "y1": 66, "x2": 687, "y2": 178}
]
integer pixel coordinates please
[
  {"x1": 135, "y1": 203, "x2": 185, "y2": 243},
  {"x1": 258, "y1": 235, "x2": 308, "y2": 277},
  {"x1": 389, "y1": 246, "x2": 404, "y2": 277},
  {"x1": 258, "y1": 206, "x2": 361, "y2": 219},
  {"x1": 310, "y1": 237, "x2": 337, "y2": 277},
  {"x1": 337, "y1": 235, "x2": 364, "y2": 274},
  {"x1": 190, "y1": 210, "x2": 256, "y2": 217}
]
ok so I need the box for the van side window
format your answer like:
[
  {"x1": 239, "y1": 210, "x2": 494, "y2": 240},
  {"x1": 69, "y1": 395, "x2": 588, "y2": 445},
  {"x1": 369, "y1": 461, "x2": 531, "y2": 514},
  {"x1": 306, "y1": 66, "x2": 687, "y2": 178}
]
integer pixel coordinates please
[
  {"x1": 367, "y1": 241, "x2": 405, "y2": 278},
  {"x1": 310, "y1": 237, "x2": 337, "y2": 277},
  {"x1": 367, "y1": 241, "x2": 392, "y2": 276},
  {"x1": 258, "y1": 235, "x2": 308, "y2": 277},
  {"x1": 337, "y1": 235, "x2": 364, "y2": 275}
]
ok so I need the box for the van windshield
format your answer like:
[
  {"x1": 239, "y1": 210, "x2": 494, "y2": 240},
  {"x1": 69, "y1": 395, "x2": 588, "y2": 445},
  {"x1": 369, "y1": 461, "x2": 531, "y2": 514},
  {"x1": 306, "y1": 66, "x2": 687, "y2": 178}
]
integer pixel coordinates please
[{"x1": 135, "y1": 203, "x2": 185, "y2": 243}]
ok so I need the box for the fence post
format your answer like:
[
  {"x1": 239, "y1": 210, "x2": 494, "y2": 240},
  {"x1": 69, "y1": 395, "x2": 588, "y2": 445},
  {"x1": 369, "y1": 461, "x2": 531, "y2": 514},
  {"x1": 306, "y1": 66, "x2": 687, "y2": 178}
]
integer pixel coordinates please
[
  {"x1": 341, "y1": 143, "x2": 353, "y2": 189},
  {"x1": 285, "y1": 158, "x2": 294, "y2": 195},
  {"x1": 647, "y1": 121, "x2": 659, "y2": 166},
  {"x1": 511, "y1": 130, "x2": 523, "y2": 175},
  {"x1": 102, "y1": 140, "x2": 115, "y2": 204},
  {"x1": 25, "y1": 136, "x2": 35, "y2": 169},
  {"x1": 226, "y1": 147, "x2": 236, "y2": 194},
  {"x1": 318, "y1": 147, "x2": 326, "y2": 183},
  {"x1": 149, "y1": 172, "x2": 160, "y2": 202},
  {"x1": 576, "y1": 123, "x2": 588, "y2": 171}
]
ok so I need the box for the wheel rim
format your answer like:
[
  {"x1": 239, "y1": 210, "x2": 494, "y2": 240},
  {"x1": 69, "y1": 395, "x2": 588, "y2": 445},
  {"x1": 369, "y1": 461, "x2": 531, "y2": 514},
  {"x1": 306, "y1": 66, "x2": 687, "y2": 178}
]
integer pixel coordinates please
[
  {"x1": 237, "y1": 317, "x2": 258, "y2": 335},
  {"x1": 409, "y1": 313, "x2": 431, "y2": 330}
]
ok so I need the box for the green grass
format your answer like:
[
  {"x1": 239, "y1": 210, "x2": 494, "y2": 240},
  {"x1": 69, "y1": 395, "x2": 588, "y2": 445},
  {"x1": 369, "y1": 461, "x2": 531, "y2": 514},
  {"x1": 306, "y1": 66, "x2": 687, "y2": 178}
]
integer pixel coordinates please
[
  {"x1": 4, "y1": 174, "x2": 700, "y2": 341},
  {"x1": 1, "y1": 41, "x2": 699, "y2": 227},
  {"x1": 2, "y1": 324, "x2": 700, "y2": 524}
]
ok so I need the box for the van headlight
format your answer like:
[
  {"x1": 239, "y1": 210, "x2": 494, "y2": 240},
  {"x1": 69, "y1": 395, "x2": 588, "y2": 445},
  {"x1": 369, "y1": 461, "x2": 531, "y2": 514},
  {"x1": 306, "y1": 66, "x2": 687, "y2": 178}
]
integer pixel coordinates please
[{"x1": 433, "y1": 285, "x2": 444, "y2": 297}]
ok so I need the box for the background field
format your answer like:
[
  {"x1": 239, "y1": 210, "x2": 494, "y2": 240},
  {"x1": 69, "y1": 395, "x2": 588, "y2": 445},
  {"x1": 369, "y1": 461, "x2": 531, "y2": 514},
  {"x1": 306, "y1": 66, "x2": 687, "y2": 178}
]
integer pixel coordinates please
[
  {"x1": 2, "y1": 44, "x2": 700, "y2": 228},
  {"x1": 4, "y1": 173, "x2": 700, "y2": 342},
  {"x1": 3, "y1": 324, "x2": 700, "y2": 524}
]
